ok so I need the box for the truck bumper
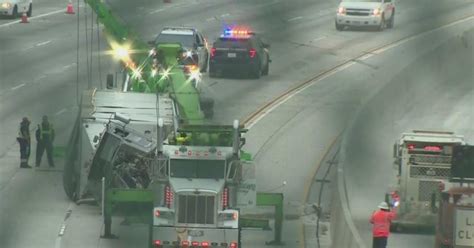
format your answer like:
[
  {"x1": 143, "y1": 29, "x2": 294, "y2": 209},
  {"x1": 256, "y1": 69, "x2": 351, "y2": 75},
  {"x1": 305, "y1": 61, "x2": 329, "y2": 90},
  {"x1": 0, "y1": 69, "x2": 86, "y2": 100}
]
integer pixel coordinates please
[
  {"x1": 151, "y1": 226, "x2": 239, "y2": 247},
  {"x1": 336, "y1": 14, "x2": 382, "y2": 27}
]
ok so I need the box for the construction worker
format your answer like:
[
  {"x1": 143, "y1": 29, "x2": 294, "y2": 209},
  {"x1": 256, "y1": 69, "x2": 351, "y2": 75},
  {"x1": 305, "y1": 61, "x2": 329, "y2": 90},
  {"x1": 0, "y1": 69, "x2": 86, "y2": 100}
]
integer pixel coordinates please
[
  {"x1": 370, "y1": 202, "x2": 396, "y2": 248},
  {"x1": 35, "y1": 115, "x2": 55, "y2": 168},
  {"x1": 17, "y1": 117, "x2": 32, "y2": 168}
]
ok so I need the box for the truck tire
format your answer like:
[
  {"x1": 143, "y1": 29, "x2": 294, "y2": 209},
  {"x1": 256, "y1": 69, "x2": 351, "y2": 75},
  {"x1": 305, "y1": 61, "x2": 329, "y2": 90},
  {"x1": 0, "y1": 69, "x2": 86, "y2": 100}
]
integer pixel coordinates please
[
  {"x1": 262, "y1": 58, "x2": 269, "y2": 76},
  {"x1": 27, "y1": 3, "x2": 32, "y2": 17},
  {"x1": 335, "y1": 22, "x2": 344, "y2": 31}
]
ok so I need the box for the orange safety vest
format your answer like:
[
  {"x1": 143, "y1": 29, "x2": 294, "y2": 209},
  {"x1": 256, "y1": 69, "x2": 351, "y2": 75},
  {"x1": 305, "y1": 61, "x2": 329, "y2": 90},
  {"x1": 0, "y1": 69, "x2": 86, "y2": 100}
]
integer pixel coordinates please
[{"x1": 370, "y1": 210, "x2": 396, "y2": 237}]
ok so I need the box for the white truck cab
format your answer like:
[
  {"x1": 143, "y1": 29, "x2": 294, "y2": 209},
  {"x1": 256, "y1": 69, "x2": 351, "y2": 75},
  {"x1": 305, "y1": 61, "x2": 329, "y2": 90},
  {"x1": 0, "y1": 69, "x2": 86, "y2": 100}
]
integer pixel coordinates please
[
  {"x1": 0, "y1": 0, "x2": 32, "y2": 18},
  {"x1": 335, "y1": 0, "x2": 395, "y2": 31}
]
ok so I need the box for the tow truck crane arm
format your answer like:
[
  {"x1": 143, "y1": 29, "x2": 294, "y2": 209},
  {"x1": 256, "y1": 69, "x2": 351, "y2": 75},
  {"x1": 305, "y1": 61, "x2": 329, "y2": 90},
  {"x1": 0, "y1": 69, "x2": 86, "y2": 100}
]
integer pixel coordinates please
[{"x1": 84, "y1": 0, "x2": 204, "y2": 124}]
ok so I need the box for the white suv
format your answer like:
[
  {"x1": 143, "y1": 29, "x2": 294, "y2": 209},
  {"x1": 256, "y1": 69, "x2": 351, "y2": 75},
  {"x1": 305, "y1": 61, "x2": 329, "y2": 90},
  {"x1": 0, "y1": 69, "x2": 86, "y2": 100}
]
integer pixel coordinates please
[
  {"x1": 0, "y1": 0, "x2": 32, "y2": 18},
  {"x1": 335, "y1": 0, "x2": 395, "y2": 31}
]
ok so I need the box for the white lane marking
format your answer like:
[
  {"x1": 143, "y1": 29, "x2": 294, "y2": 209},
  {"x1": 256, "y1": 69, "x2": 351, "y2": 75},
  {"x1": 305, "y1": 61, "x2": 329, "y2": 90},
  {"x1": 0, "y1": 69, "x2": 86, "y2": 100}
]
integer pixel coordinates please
[
  {"x1": 55, "y1": 108, "x2": 68, "y2": 116},
  {"x1": 149, "y1": 8, "x2": 165, "y2": 14},
  {"x1": 0, "y1": 9, "x2": 65, "y2": 28},
  {"x1": 206, "y1": 17, "x2": 215, "y2": 22},
  {"x1": 220, "y1": 13, "x2": 230, "y2": 17},
  {"x1": 311, "y1": 36, "x2": 327, "y2": 42},
  {"x1": 62, "y1": 63, "x2": 76, "y2": 70},
  {"x1": 287, "y1": 16, "x2": 303, "y2": 22},
  {"x1": 11, "y1": 83, "x2": 25, "y2": 91},
  {"x1": 36, "y1": 40, "x2": 52, "y2": 47},
  {"x1": 55, "y1": 204, "x2": 74, "y2": 248}
]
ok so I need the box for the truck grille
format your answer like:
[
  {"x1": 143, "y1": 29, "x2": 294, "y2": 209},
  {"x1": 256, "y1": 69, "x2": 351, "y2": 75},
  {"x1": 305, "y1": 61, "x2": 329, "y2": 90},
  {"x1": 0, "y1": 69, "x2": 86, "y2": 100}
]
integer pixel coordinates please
[
  {"x1": 346, "y1": 8, "x2": 371, "y2": 16},
  {"x1": 409, "y1": 154, "x2": 451, "y2": 165},
  {"x1": 418, "y1": 180, "x2": 440, "y2": 201},
  {"x1": 178, "y1": 194, "x2": 215, "y2": 225},
  {"x1": 409, "y1": 166, "x2": 450, "y2": 179}
]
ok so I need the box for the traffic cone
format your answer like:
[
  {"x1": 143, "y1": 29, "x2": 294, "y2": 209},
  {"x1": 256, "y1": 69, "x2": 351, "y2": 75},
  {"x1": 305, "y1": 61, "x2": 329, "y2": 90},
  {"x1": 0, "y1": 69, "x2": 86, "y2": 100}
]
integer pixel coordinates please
[
  {"x1": 20, "y1": 12, "x2": 29, "y2": 23},
  {"x1": 66, "y1": 2, "x2": 75, "y2": 14}
]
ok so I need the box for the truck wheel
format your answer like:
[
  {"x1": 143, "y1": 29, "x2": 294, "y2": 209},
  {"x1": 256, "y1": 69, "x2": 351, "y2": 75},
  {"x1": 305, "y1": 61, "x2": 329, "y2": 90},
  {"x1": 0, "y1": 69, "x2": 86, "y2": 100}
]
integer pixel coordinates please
[
  {"x1": 387, "y1": 12, "x2": 395, "y2": 29},
  {"x1": 262, "y1": 59, "x2": 269, "y2": 76},
  {"x1": 335, "y1": 22, "x2": 344, "y2": 31},
  {"x1": 27, "y1": 3, "x2": 32, "y2": 17},
  {"x1": 251, "y1": 65, "x2": 261, "y2": 79}
]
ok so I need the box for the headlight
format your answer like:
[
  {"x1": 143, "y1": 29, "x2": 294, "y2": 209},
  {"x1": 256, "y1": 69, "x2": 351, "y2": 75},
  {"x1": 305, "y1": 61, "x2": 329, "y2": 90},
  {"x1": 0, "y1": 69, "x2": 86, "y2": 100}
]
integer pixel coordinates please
[
  {"x1": 1, "y1": 2, "x2": 12, "y2": 9},
  {"x1": 338, "y1": 6, "x2": 346, "y2": 15},
  {"x1": 373, "y1": 8, "x2": 381, "y2": 16}
]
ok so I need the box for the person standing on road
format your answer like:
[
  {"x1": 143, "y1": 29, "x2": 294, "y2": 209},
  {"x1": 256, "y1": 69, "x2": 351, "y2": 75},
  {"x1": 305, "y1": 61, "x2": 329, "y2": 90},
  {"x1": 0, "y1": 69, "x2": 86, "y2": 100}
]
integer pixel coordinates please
[
  {"x1": 370, "y1": 202, "x2": 396, "y2": 248},
  {"x1": 35, "y1": 115, "x2": 55, "y2": 168},
  {"x1": 17, "y1": 117, "x2": 31, "y2": 168}
]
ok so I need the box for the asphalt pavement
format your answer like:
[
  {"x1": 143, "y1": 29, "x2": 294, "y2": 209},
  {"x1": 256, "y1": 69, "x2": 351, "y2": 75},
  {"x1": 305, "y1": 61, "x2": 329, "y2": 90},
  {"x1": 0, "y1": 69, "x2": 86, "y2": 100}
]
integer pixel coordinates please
[{"x1": 0, "y1": 0, "x2": 473, "y2": 247}]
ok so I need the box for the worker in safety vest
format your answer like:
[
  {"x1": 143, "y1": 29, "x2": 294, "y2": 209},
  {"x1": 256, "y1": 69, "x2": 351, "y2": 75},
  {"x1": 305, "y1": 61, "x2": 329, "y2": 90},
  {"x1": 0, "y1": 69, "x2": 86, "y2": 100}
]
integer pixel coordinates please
[
  {"x1": 17, "y1": 117, "x2": 32, "y2": 168},
  {"x1": 370, "y1": 202, "x2": 396, "y2": 248},
  {"x1": 35, "y1": 115, "x2": 55, "y2": 167}
]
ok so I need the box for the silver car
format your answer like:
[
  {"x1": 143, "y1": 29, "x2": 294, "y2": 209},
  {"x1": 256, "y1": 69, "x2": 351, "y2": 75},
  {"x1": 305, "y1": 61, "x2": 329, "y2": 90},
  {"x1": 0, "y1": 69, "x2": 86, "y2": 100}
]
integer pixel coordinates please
[{"x1": 335, "y1": 0, "x2": 395, "y2": 31}]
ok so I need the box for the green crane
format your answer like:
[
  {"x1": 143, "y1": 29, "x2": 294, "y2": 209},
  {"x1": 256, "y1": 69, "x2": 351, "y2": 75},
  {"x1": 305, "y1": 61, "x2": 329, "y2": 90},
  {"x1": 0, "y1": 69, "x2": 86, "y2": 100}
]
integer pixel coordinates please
[{"x1": 85, "y1": 0, "x2": 205, "y2": 124}]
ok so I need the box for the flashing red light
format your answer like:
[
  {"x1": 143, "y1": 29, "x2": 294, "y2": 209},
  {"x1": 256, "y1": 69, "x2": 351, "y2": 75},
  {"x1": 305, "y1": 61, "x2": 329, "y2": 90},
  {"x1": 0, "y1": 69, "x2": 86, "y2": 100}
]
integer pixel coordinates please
[
  {"x1": 211, "y1": 47, "x2": 216, "y2": 57},
  {"x1": 201, "y1": 241, "x2": 210, "y2": 247},
  {"x1": 222, "y1": 187, "x2": 229, "y2": 209},
  {"x1": 188, "y1": 150, "x2": 192, "y2": 156},
  {"x1": 154, "y1": 240, "x2": 162, "y2": 247},
  {"x1": 154, "y1": 209, "x2": 160, "y2": 217},
  {"x1": 191, "y1": 241, "x2": 199, "y2": 246},
  {"x1": 424, "y1": 146, "x2": 442, "y2": 152},
  {"x1": 181, "y1": 240, "x2": 190, "y2": 247},
  {"x1": 230, "y1": 242, "x2": 238, "y2": 248},
  {"x1": 249, "y1": 48, "x2": 256, "y2": 58},
  {"x1": 408, "y1": 144, "x2": 415, "y2": 150},
  {"x1": 165, "y1": 185, "x2": 173, "y2": 208}
]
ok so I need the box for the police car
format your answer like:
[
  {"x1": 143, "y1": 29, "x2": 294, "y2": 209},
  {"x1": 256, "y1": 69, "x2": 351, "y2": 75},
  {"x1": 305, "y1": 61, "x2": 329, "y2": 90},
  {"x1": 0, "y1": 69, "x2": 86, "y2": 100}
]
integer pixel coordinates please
[
  {"x1": 335, "y1": 0, "x2": 395, "y2": 31},
  {"x1": 209, "y1": 28, "x2": 271, "y2": 79},
  {"x1": 0, "y1": 0, "x2": 32, "y2": 17},
  {"x1": 152, "y1": 27, "x2": 209, "y2": 73}
]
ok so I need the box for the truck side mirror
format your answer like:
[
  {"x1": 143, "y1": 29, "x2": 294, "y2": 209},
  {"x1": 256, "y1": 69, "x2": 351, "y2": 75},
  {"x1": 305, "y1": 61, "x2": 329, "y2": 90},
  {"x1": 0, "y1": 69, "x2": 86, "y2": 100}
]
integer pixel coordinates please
[{"x1": 393, "y1": 143, "x2": 400, "y2": 158}]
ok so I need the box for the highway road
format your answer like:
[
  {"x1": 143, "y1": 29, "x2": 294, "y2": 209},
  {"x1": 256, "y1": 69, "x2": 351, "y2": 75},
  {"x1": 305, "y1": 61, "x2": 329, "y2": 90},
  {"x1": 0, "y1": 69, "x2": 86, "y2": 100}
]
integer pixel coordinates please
[{"x1": 0, "y1": 0, "x2": 472, "y2": 247}]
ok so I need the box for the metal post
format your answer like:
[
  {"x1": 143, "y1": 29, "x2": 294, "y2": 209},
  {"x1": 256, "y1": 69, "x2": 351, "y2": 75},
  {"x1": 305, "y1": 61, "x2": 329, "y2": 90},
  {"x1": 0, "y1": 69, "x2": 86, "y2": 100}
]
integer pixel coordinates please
[
  {"x1": 101, "y1": 177, "x2": 105, "y2": 216},
  {"x1": 232, "y1": 120, "x2": 240, "y2": 155}
]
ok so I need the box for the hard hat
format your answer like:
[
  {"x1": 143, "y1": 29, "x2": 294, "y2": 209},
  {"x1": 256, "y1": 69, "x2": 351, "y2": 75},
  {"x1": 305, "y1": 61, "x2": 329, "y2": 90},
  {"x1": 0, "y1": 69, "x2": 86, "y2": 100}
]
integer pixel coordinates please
[{"x1": 378, "y1": 202, "x2": 390, "y2": 210}]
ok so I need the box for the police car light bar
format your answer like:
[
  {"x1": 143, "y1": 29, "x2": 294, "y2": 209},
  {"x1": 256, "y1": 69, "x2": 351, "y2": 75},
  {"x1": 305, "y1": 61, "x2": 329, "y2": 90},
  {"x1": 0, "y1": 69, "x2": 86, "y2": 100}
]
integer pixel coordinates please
[{"x1": 222, "y1": 27, "x2": 253, "y2": 38}]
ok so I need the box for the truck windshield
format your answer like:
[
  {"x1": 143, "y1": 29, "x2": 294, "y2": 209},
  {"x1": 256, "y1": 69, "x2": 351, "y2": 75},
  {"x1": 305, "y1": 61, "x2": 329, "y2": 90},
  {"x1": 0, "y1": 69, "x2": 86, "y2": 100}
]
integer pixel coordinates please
[
  {"x1": 155, "y1": 34, "x2": 194, "y2": 48},
  {"x1": 170, "y1": 159, "x2": 225, "y2": 179}
]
